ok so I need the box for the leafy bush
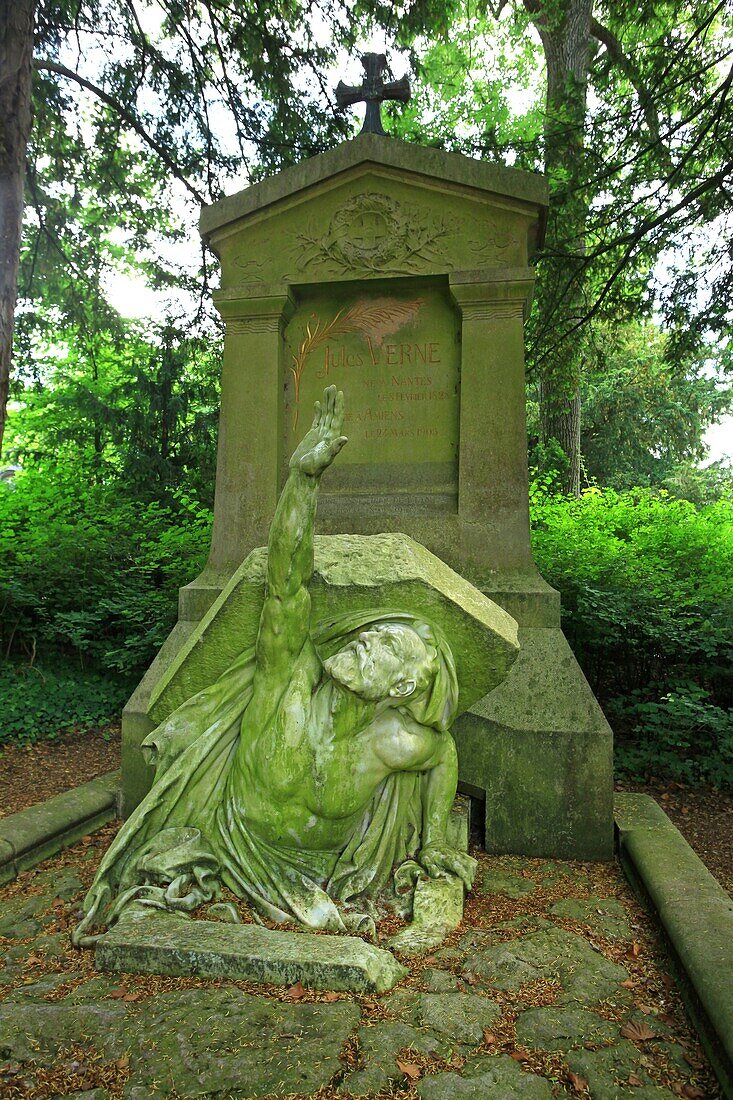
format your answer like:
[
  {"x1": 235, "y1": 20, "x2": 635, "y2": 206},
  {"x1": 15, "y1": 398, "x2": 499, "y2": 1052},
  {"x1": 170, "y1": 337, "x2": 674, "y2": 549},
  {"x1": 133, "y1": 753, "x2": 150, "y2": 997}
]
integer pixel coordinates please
[
  {"x1": 0, "y1": 467, "x2": 212, "y2": 743},
  {"x1": 0, "y1": 662, "x2": 130, "y2": 745},
  {"x1": 530, "y1": 481, "x2": 733, "y2": 786}
]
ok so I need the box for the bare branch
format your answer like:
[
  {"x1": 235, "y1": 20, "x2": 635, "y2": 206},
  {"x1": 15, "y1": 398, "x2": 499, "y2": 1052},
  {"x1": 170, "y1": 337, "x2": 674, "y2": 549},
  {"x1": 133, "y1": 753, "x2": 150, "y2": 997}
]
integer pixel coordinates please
[{"x1": 33, "y1": 59, "x2": 207, "y2": 206}]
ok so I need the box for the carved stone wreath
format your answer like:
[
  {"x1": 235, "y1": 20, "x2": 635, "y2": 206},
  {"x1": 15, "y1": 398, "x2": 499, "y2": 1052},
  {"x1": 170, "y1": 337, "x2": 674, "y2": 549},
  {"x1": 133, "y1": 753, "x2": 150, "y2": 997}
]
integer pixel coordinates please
[{"x1": 296, "y1": 193, "x2": 452, "y2": 276}]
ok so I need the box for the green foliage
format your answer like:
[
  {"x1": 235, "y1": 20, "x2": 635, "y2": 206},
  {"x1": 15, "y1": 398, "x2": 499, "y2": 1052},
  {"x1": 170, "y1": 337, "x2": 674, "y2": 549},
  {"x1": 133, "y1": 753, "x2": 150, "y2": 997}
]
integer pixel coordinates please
[
  {"x1": 0, "y1": 465, "x2": 212, "y2": 686},
  {"x1": 579, "y1": 323, "x2": 731, "y2": 489},
  {"x1": 530, "y1": 480, "x2": 733, "y2": 785},
  {"x1": 610, "y1": 686, "x2": 733, "y2": 788},
  {"x1": 6, "y1": 320, "x2": 220, "y2": 506},
  {"x1": 0, "y1": 662, "x2": 129, "y2": 745}
]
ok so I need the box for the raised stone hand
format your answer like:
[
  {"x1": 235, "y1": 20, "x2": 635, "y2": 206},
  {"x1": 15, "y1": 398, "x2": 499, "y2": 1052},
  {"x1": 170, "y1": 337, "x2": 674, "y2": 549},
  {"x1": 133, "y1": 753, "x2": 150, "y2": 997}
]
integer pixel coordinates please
[
  {"x1": 418, "y1": 844, "x2": 477, "y2": 891},
  {"x1": 289, "y1": 385, "x2": 348, "y2": 477}
]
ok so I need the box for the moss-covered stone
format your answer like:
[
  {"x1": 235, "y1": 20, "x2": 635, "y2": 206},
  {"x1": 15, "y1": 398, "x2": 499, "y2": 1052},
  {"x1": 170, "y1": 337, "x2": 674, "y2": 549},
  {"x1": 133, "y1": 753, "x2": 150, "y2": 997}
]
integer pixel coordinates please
[
  {"x1": 340, "y1": 1019, "x2": 457, "y2": 1096},
  {"x1": 461, "y1": 926, "x2": 630, "y2": 1007},
  {"x1": 148, "y1": 533, "x2": 520, "y2": 726},
  {"x1": 418, "y1": 1053, "x2": 553, "y2": 1098},
  {"x1": 515, "y1": 1005, "x2": 620, "y2": 1051},
  {"x1": 566, "y1": 1039, "x2": 672, "y2": 1099},
  {"x1": 479, "y1": 868, "x2": 536, "y2": 898},
  {"x1": 549, "y1": 896, "x2": 632, "y2": 941},
  {"x1": 96, "y1": 910, "x2": 407, "y2": 993},
  {"x1": 384, "y1": 988, "x2": 501, "y2": 1044}
]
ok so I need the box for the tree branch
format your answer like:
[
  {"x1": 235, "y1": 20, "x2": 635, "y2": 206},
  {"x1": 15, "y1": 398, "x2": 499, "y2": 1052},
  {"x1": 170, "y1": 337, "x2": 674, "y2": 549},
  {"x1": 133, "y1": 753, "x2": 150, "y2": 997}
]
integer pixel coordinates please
[
  {"x1": 33, "y1": 59, "x2": 207, "y2": 206},
  {"x1": 589, "y1": 17, "x2": 667, "y2": 155}
]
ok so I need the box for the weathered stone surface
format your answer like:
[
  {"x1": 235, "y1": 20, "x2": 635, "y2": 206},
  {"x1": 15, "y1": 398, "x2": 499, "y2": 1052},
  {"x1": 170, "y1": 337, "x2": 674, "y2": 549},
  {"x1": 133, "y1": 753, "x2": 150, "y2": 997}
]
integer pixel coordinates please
[
  {"x1": 566, "y1": 1039, "x2": 675, "y2": 1099},
  {"x1": 480, "y1": 868, "x2": 536, "y2": 898},
  {"x1": 456, "y1": 626, "x2": 614, "y2": 860},
  {"x1": 384, "y1": 989, "x2": 501, "y2": 1044},
  {"x1": 387, "y1": 873, "x2": 465, "y2": 956},
  {"x1": 461, "y1": 926, "x2": 630, "y2": 1007},
  {"x1": 423, "y1": 967, "x2": 459, "y2": 992},
  {"x1": 515, "y1": 1005, "x2": 620, "y2": 1051},
  {"x1": 549, "y1": 895, "x2": 632, "y2": 940},
  {"x1": 340, "y1": 1020, "x2": 456, "y2": 1096},
  {"x1": 617, "y1": 792, "x2": 733, "y2": 1080},
  {"x1": 0, "y1": 895, "x2": 49, "y2": 939},
  {"x1": 4, "y1": 972, "x2": 79, "y2": 1002},
  {"x1": 0, "y1": 1002, "x2": 128, "y2": 1064},
  {"x1": 418, "y1": 1053, "x2": 553, "y2": 1098},
  {"x1": 149, "y1": 533, "x2": 520, "y2": 725},
  {"x1": 0, "y1": 772, "x2": 119, "y2": 885},
  {"x1": 96, "y1": 910, "x2": 407, "y2": 993},
  {"x1": 0, "y1": 988, "x2": 360, "y2": 1098},
  {"x1": 121, "y1": 988, "x2": 360, "y2": 1098}
]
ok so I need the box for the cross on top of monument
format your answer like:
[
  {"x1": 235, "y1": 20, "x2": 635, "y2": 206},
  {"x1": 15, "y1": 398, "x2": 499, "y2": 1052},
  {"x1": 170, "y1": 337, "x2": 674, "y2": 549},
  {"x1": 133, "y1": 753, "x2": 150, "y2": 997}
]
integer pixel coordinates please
[{"x1": 335, "y1": 52, "x2": 411, "y2": 137}]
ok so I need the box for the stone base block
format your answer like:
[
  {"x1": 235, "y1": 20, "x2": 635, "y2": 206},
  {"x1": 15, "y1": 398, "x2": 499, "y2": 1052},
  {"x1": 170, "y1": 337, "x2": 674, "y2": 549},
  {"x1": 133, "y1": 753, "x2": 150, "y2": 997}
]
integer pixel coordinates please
[
  {"x1": 96, "y1": 910, "x2": 408, "y2": 993},
  {"x1": 454, "y1": 626, "x2": 614, "y2": 860}
]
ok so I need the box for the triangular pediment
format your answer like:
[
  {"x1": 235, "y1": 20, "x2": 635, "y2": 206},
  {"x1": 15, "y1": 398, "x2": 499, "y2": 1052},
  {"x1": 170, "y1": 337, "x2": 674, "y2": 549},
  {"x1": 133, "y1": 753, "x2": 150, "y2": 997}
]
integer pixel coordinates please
[{"x1": 200, "y1": 135, "x2": 547, "y2": 288}]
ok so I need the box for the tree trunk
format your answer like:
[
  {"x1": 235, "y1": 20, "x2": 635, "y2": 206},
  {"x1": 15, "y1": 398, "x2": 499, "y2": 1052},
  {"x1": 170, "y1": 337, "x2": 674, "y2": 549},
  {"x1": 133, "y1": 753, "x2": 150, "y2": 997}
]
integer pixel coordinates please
[
  {"x1": 0, "y1": 0, "x2": 36, "y2": 455},
  {"x1": 526, "y1": 0, "x2": 592, "y2": 496}
]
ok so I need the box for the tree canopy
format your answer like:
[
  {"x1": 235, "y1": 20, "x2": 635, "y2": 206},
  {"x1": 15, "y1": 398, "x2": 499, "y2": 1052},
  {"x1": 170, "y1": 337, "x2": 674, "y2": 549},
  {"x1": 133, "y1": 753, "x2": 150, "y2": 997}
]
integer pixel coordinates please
[{"x1": 1, "y1": 0, "x2": 731, "y2": 486}]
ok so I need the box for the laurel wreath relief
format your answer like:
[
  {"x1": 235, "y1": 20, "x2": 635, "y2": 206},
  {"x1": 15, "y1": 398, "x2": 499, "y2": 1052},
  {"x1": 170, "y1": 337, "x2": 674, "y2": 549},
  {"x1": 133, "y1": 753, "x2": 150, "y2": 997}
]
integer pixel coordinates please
[{"x1": 289, "y1": 297, "x2": 423, "y2": 431}]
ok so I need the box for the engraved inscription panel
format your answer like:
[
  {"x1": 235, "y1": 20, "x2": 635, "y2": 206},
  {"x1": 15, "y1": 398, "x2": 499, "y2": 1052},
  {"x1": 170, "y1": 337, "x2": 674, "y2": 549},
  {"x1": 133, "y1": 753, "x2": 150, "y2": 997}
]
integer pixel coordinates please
[{"x1": 284, "y1": 285, "x2": 460, "y2": 502}]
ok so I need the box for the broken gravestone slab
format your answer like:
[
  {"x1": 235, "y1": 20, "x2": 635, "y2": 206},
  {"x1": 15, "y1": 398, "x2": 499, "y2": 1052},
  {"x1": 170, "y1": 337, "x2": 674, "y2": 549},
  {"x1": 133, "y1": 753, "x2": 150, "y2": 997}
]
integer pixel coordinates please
[{"x1": 96, "y1": 909, "x2": 407, "y2": 994}]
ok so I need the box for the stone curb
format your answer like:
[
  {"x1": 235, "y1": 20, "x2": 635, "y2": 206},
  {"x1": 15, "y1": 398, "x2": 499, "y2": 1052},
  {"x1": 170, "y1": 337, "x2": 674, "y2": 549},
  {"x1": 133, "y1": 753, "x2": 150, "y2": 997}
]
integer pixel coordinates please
[
  {"x1": 0, "y1": 770, "x2": 120, "y2": 885},
  {"x1": 615, "y1": 792, "x2": 733, "y2": 1098}
]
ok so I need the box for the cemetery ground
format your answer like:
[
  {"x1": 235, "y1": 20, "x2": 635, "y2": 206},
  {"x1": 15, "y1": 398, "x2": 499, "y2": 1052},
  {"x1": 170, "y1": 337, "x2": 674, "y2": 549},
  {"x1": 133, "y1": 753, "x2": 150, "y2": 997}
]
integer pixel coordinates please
[{"x1": 0, "y1": 731, "x2": 730, "y2": 1099}]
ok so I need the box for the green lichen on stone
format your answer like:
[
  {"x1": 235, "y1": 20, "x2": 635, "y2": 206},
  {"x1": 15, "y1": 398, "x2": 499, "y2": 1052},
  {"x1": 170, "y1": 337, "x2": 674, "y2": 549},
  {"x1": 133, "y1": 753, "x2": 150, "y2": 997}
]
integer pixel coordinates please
[
  {"x1": 566, "y1": 1039, "x2": 674, "y2": 1099},
  {"x1": 515, "y1": 1005, "x2": 620, "y2": 1051},
  {"x1": 461, "y1": 926, "x2": 630, "y2": 1007},
  {"x1": 549, "y1": 895, "x2": 632, "y2": 941},
  {"x1": 418, "y1": 1053, "x2": 553, "y2": 1098},
  {"x1": 384, "y1": 988, "x2": 501, "y2": 1044},
  {"x1": 479, "y1": 868, "x2": 536, "y2": 898},
  {"x1": 96, "y1": 910, "x2": 407, "y2": 993},
  {"x1": 340, "y1": 1019, "x2": 457, "y2": 1096}
]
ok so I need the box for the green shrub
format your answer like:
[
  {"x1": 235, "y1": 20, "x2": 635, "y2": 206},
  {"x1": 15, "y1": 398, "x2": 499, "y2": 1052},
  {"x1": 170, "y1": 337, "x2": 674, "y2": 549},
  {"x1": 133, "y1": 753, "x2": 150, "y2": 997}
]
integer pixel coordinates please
[
  {"x1": 0, "y1": 467, "x2": 212, "y2": 743},
  {"x1": 0, "y1": 661, "x2": 131, "y2": 745},
  {"x1": 530, "y1": 481, "x2": 733, "y2": 785}
]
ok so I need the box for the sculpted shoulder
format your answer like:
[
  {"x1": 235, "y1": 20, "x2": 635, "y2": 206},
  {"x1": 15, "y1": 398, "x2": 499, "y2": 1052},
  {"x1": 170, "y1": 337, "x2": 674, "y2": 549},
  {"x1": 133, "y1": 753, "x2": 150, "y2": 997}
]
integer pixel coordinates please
[{"x1": 366, "y1": 709, "x2": 441, "y2": 771}]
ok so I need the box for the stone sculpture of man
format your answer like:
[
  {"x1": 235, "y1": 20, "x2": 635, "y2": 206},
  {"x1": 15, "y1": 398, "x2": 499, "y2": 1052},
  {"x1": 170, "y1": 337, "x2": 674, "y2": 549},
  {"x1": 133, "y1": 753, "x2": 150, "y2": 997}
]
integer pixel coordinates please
[{"x1": 73, "y1": 386, "x2": 475, "y2": 946}]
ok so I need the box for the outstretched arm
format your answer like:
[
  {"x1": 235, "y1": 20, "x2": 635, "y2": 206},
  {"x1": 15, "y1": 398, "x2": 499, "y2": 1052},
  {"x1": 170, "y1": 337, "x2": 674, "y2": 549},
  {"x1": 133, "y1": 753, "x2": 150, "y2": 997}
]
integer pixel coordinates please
[{"x1": 256, "y1": 386, "x2": 347, "y2": 677}]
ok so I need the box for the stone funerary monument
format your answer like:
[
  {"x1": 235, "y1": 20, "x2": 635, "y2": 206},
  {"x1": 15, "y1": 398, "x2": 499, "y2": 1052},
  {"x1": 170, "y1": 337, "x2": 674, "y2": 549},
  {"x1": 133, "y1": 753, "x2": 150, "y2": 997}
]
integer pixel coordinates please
[{"x1": 122, "y1": 70, "x2": 613, "y2": 862}]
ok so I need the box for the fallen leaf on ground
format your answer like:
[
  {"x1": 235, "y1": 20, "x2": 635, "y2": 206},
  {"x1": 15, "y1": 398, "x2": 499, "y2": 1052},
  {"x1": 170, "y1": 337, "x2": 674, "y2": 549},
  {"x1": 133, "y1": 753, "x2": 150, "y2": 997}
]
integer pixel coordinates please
[
  {"x1": 483, "y1": 1030, "x2": 497, "y2": 1044},
  {"x1": 683, "y1": 1053, "x2": 703, "y2": 1070},
  {"x1": 682, "y1": 1086, "x2": 706, "y2": 1099},
  {"x1": 116, "y1": 1055, "x2": 130, "y2": 1070},
  {"x1": 320, "y1": 991, "x2": 339, "y2": 1002},
  {"x1": 108, "y1": 988, "x2": 127, "y2": 999},
  {"x1": 628, "y1": 942, "x2": 642, "y2": 959},
  {"x1": 510, "y1": 1051, "x2": 529, "y2": 1062},
  {"x1": 396, "y1": 1059, "x2": 421, "y2": 1080},
  {"x1": 620, "y1": 979, "x2": 635, "y2": 989},
  {"x1": 568, "y1": 1070, "x2": 588, "y2": 1093},
  {"x1": 621, "y1": 1020, "x2": 656, "y2": 1042},
  {"x1": 122, "y1": 992, "x2": 141, "y2": 1002},
  {"x1": 628, "y1": 1073, "x2": 644, "y2": 1086},
  {"x1": 284, "y1": 981, "x2": 307, "y2": 1000}
]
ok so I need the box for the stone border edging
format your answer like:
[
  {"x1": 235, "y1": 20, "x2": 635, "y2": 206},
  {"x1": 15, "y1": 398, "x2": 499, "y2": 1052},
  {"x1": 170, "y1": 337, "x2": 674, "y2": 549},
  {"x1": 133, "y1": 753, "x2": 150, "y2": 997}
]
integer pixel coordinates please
[
  {"x1": 0, "y1": 769, "x2": 120, "y2": 885},
  {"x1": 615, "y1": 792, "x2": 733, "y2": 1097}
]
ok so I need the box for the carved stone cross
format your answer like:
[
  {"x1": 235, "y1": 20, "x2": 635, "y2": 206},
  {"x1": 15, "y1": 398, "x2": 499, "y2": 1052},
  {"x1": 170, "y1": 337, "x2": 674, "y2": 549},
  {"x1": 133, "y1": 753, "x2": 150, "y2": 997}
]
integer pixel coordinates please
[{"x1": 335, "y1": 53, "x2": 411, "y2": 137}]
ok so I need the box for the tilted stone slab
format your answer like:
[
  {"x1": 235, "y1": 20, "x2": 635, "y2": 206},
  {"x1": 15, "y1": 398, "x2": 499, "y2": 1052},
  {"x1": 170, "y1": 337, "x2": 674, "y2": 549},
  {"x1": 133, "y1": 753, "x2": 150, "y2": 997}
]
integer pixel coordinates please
[
  {"x1": 96, "y1": 909, "x2": 408, "y2": 993},
  {"x1": 148, "y1": 532, "x2": 519, "y2": 725}
]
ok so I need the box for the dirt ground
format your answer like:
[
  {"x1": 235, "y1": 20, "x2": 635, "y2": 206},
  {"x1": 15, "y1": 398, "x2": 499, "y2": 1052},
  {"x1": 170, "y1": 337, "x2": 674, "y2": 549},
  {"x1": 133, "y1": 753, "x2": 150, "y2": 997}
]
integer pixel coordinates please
[{"x1": 1, "y1": 728, "x2": 732, "y2": 899}]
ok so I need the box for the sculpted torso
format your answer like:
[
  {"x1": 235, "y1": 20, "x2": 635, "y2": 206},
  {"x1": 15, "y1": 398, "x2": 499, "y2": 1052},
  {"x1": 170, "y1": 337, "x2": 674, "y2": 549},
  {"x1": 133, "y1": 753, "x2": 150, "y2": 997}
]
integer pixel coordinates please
[{"x1": 230, "y1": 643, "x2": 447, "y2": 852}]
